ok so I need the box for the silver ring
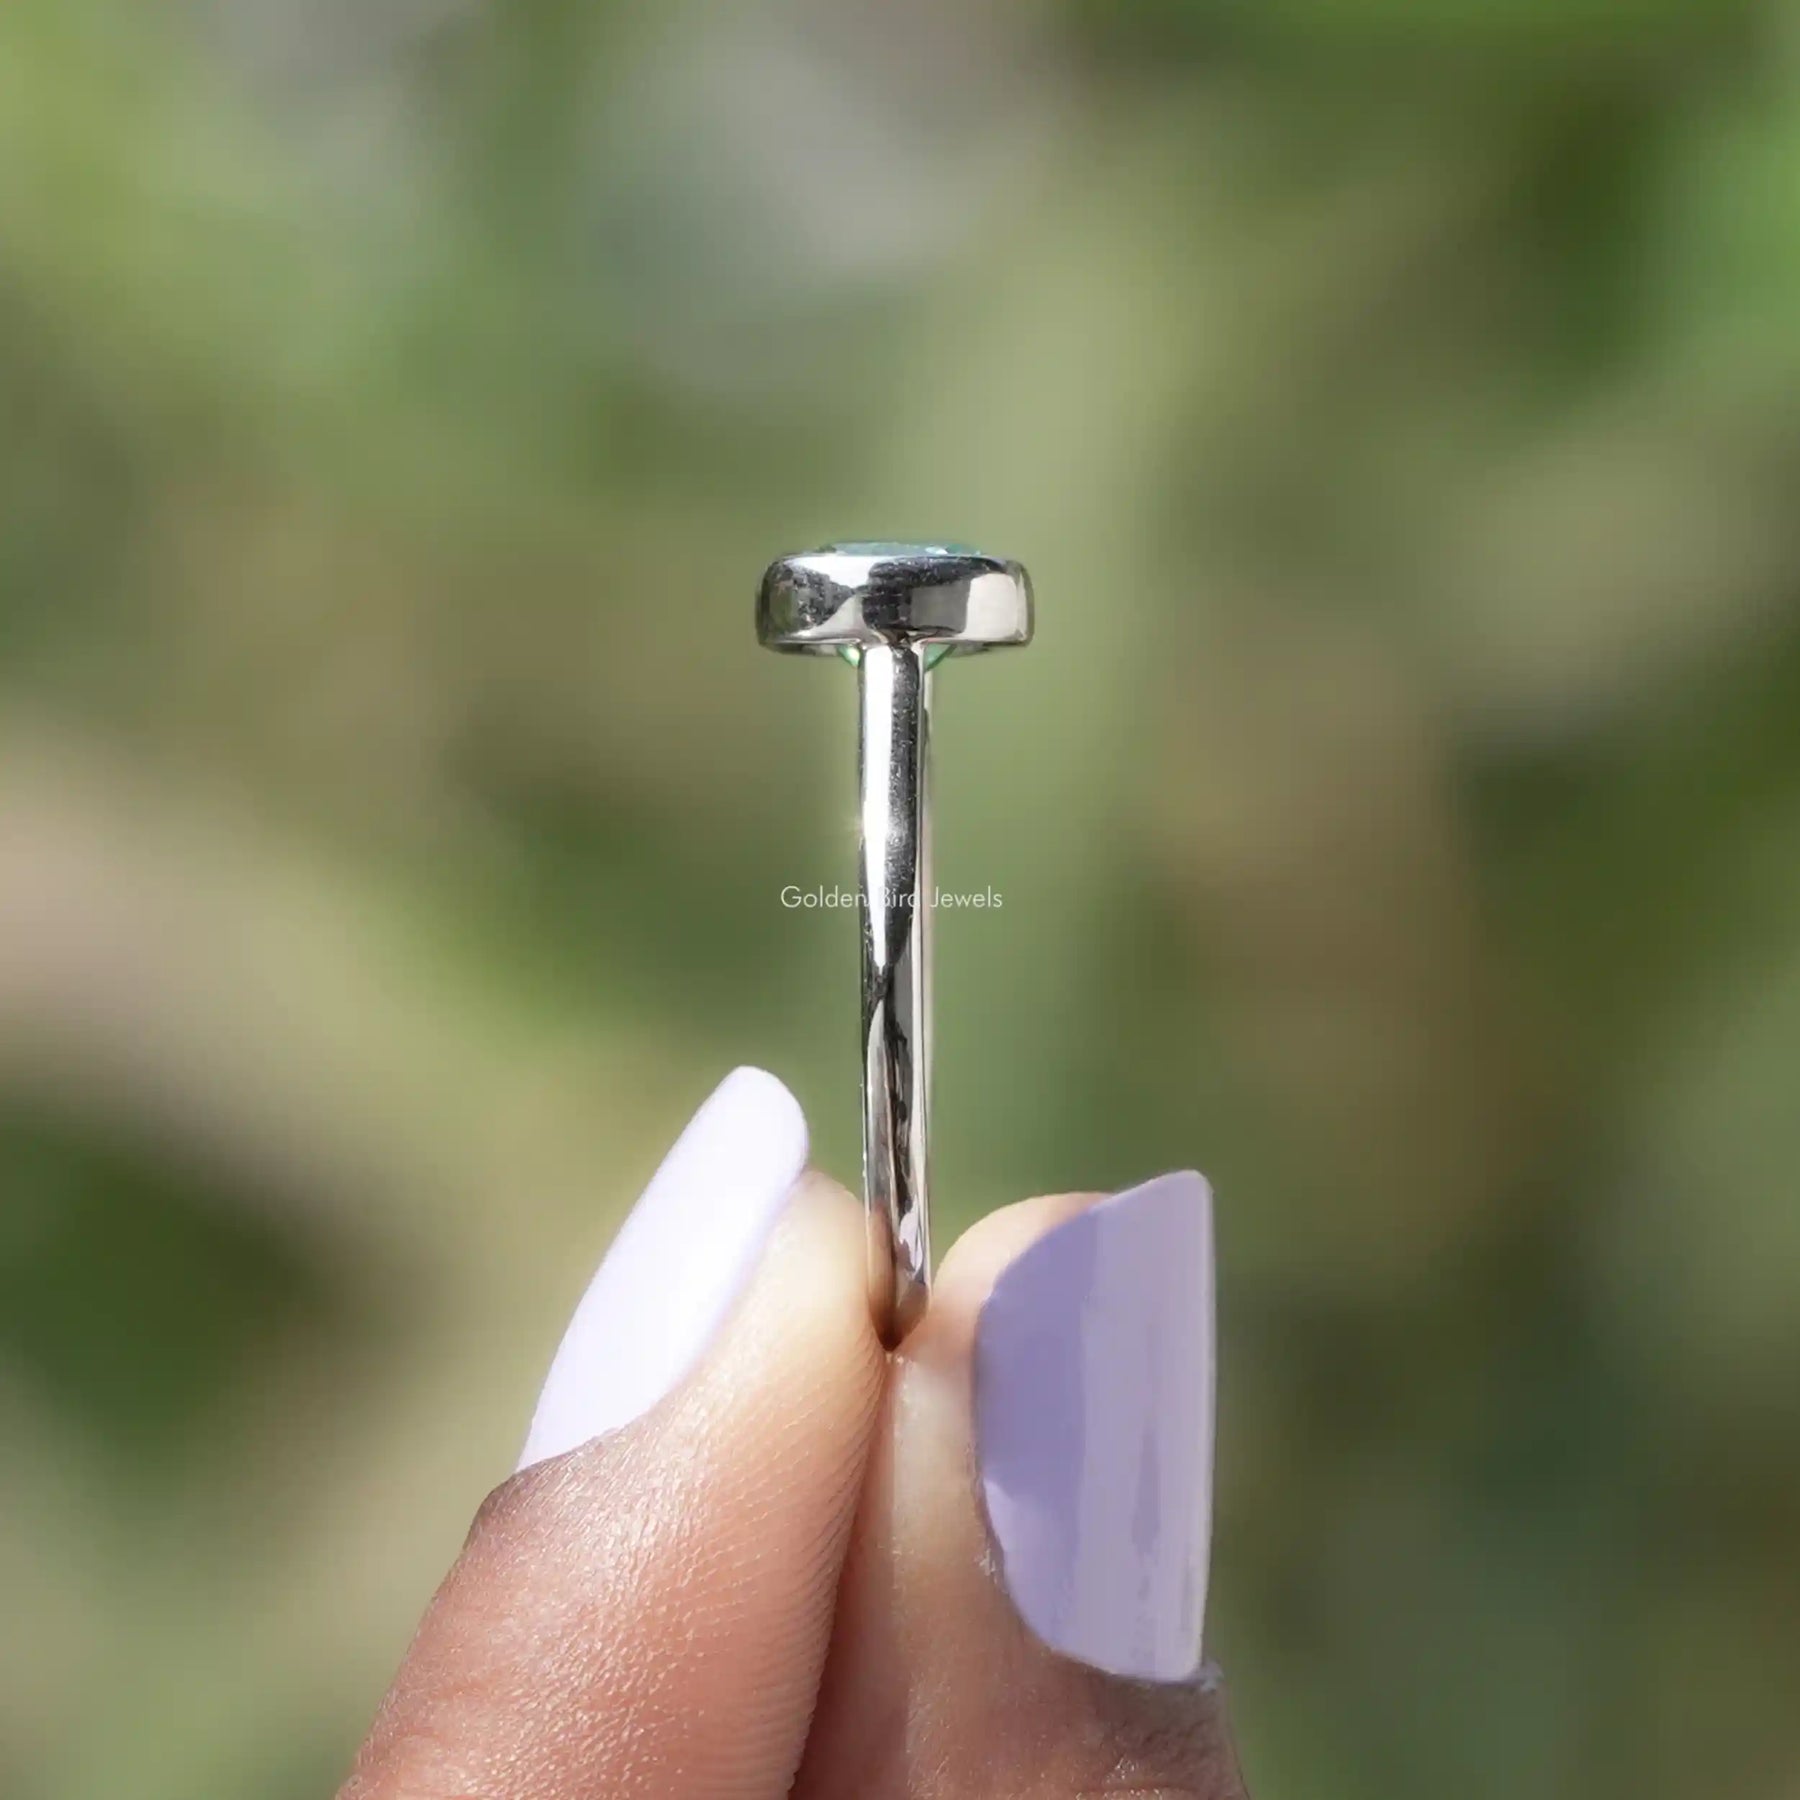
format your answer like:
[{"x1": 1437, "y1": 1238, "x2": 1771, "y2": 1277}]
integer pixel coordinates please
[{"x1": 758, "y1": 543, "x2": 1033, "y2": 1341}]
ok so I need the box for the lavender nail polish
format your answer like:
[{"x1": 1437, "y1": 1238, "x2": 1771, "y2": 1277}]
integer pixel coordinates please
[
  {"x1": 975, "y1": 1172, "x2": 1215, "y2": 1683},
  {"x1": 517, "y1": 1067, "x2": 807, "y2": 1469}
]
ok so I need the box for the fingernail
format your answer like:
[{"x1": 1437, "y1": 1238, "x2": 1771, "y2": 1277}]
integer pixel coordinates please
[
  {"x1": 517, "y1": 1066, "x2": 808, "y2": 1469},
  {"x1": 975, "y1": 1171, "x2": 1216, "y2": 1683}
]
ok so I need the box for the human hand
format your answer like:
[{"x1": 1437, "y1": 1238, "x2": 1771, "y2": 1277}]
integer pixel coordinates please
[{"x1": 339, "y1": 1069, "x2": 1246, "y2": 1798}]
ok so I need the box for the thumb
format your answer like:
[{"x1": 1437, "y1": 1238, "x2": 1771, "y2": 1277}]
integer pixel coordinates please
[
  {"x1": 797, "y1": 1175, "x2": 1249, "y2": 1798},
  {"x1": 340, "y1": 1068, "x2": 883, "y2": 1800}
]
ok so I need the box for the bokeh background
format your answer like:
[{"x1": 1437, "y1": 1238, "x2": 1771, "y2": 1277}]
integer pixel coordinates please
[{"x1": 5, "y1": 1, "x2": 1800, "y2": 1795}]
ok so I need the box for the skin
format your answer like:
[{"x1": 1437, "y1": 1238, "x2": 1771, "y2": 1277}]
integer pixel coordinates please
[{"x1": 340, "y1": 1175, "x2": 1250, "y2": 1799}]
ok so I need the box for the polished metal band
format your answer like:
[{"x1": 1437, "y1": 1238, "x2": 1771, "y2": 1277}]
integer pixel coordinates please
[{"x1": 857, "y1": 642, "x2": 933, "y2": 1336}]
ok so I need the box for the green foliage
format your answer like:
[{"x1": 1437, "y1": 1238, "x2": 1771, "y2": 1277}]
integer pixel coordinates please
[{"x1": 3, "y1": 2, "x2": 1799, "y2": 1794}]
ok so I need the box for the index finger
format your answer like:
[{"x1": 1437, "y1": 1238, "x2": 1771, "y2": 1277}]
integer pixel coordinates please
[{"x1": 340, "y1": 1070, "x2": 884, "y2": 1800}]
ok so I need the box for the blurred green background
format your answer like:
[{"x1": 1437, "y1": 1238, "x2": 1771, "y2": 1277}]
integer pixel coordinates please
[{"x1": 4, "y1": 1, "x2": 1800, "y2": 1795}]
